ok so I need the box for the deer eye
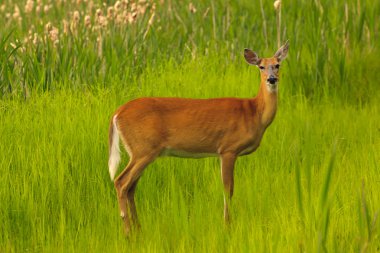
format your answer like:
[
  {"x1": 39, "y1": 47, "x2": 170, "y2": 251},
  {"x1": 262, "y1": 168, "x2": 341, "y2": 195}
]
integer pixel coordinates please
[
  {"x1": 275, "y1": 64, "x2": 280, "y2": 69},
  {"x1": 259, "y1": 66, "x2": 265, "y2": 70}
]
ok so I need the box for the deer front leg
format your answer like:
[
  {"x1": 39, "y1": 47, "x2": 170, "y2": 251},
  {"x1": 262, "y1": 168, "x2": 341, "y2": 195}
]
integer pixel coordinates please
[{"x1": 220, "y1": 153, "x2": 236, "y2": 223}]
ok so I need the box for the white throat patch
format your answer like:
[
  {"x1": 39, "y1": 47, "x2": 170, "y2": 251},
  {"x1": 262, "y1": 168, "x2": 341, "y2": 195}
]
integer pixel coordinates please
[{"x1": 266, "y1": 82, "x2": 278, "y2": 93}]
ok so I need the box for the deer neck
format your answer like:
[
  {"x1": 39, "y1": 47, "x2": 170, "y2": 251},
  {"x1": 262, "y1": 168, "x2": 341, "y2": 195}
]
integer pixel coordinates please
[{"x1": 254, "y1": 77, "x2": 278, "y2": 127}]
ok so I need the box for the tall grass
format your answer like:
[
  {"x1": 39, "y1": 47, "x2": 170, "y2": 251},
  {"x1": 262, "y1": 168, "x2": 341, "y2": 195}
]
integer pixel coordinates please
[
  {"x1": 0, "y1": 0, "x2": 379, "y2": 102},
  {"x1": 0, "y1": 0, "x2": 379, "y2": 252},
  {"x1": 1, "y1": 58, "x2": 379, "y2": 252}
]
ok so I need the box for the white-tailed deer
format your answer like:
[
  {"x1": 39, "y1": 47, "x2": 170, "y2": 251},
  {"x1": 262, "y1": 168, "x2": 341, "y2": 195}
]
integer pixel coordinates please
[{"x1": 108, "y1": 42, "x2": 289, "y2": 234}]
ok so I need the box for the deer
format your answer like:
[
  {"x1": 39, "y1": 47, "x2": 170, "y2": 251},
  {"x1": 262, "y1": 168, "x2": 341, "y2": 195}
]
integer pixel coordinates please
[{"x1": 108, "y1": 42, "x2": 289, "y2": 234}]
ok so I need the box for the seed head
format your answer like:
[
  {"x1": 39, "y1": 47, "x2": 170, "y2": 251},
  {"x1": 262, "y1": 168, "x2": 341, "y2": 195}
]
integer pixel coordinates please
[
  {"x1": 96, "y1": 8, "x2": 102, "y2": 17},
  {"x1": 73, "y1": 10, "x2": 80, "y2": 22},
  {"x1": 130, "y1": 3, "x2": 136, "y2": 12},
  {"x1": 107, "y1": 7, "x2": 114, "y2": 19},
  {"x1": 33, "y1": 33, "x2": 39, "y2": 45},
  {"x1": 274, "y1": 0, "x2": 281, "y2": 10},
  {"x1": 114, "y1": 1, "x2": 121, "y2": 11},
  {"x1": 84, "y1": 15, "x2": 91, "y2": 28},
  {"x1": 13, "y1": 5, "x2": 20, "y2": 19},
  {"x1": 188, "y1": 3, "x2": 196, "y2": 13},
  {"x1": 98, "y1": 15, "x2": 108, "y2": 27},
  {"x1": 138, "y1": 6, "x2": 146, "y2": 15},
  {"x1": 63, "y1": 19, "x2": 69, "y2": 35},
  {"x1": 127, "y1": 12, "x2": 137, "y2": 24},
  {"x1": 25, "y1": 0, "x2": 34, "y2": 13},
  {"x1": 151, "y1": 3, "x2": 156, "y2": 12},
  {"x1": 45, "y1": 22, "x2": 52, "y2": 32},
  {"x1": 44, "y1": 4, "x2": 50, "y2": 13},
  {"x1": 121, "y1": 0, "x2": 129, "y2": 9},
  {"x1": 115, "y1": 12, "x2": 124, "y2": 24},
  {"x1": 49, "y1": 26, "x2": 59, "y2": 44}
]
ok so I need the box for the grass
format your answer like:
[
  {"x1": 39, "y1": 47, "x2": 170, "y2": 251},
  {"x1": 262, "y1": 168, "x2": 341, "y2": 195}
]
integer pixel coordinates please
[
  {"x1": 1, "y1": 60, "x2": 379, "y2": 252},
  {"x1": 0, "y1": 0, "x2": 380, "y2": 252},
  {"x1": 0, "y1": 0, "x2": 379, "y2": 102}
]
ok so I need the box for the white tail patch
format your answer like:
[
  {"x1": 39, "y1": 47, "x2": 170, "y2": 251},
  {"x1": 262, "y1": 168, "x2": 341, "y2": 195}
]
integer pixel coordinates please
[{"x1": 109, "y1": 115, "x2": 121, "y2": 181}]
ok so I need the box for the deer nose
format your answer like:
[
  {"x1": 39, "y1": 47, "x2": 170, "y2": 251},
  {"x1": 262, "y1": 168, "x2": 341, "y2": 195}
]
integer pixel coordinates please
[{"x1": 267, "y1": 77, "x2": 278, "y2": 84}]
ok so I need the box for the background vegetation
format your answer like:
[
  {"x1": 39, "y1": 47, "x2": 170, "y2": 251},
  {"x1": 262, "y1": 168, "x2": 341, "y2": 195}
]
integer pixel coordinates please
[{"x1": 0, "y1": 0, "x2": 379, "y2": 252}]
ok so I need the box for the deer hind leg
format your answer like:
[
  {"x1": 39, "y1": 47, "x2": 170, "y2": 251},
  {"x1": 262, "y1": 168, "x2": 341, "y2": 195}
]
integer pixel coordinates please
[
  {"x1": 114, "y1": 152, "x2": 158, "y2": 234},
  {"x1": 114, "y1": 159, "x2": 135, "y2": 234},
  {"x1": 126, "y1": 178, "x2": 141, "y2": 229},
  {"x1": 220, "y1": 153, "x2": 237, "y2": 223}
]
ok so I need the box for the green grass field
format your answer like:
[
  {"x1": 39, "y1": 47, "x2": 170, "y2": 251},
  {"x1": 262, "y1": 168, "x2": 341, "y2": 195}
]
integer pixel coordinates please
[{"x1": 1, "y1": 0, "x2": 379, "y2": 252}]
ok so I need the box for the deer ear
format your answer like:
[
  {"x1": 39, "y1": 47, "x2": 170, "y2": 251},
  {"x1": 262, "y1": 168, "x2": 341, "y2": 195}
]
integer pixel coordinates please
[
  {"x1": 244, "y1": 49, "x2": 261, "y2": 65},
  {"x1": 274, "y1": 40, "x2": 289, "y2": 62}
]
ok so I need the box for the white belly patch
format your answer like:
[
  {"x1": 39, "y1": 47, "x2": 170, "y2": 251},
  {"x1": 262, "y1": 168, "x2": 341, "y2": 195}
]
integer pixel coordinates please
[{"x1": 160, "y1": 148, "x2": 217, "y2": 158}]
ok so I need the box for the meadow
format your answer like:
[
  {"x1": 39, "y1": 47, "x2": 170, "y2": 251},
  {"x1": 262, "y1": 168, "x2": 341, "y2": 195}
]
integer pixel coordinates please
[{"x1": 0, "y1": 0, "x2": 379, "y2": 252}]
